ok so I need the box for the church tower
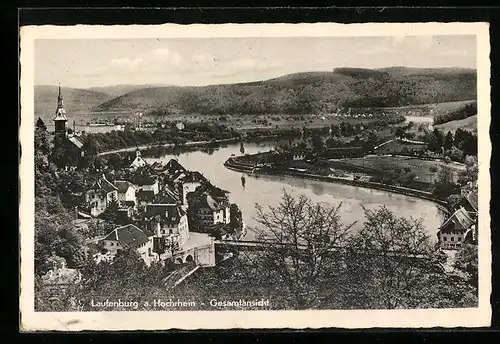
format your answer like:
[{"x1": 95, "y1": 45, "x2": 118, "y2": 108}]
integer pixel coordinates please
[{"x1": 53, "y1": 85, "x2": 68, "y2": 138}]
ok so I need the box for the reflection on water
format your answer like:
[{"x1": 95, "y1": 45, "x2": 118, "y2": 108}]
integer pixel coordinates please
[{"x1": 144, "y1": 141, "x2": 445, "y2": 241}]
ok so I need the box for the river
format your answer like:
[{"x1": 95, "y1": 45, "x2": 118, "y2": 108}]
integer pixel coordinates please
[{"x1": 143, "y1": 141, "x2": 445, "y2": 242}]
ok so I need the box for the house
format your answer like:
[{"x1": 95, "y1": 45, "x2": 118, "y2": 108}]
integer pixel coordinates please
[
  {"x1": 42, "y1": 260, "x2": 82, "y2": 286},
  {"x1": 130, "y1": 149, "x2": 147, "y2": 170},
  {"x1": 176, "y1": 121, "x2": 185, "y2": 130},
  {"x1": 85, "y1": 175, "x2": 118, "y2": 216},
  {"x1": 437, "y1": 207, "x2": 477, "y2": 250},
  {"x1": 143, "y1": 204, "x2": 189, "y2": 245},
  {"x1": 459, "y1": 189, "x2": 478, "y2": 214},
  {"x1": 322, "y1": 146, "x2": 365, "y2": 159},
  {"x1": 99, "y1": 224, "x2": 157, "y2": 265},
  {"x1": 287, "y1": 148, "x2": 310, "y2": 161},
  {"x1": 193, "y1": 193, "x2": 231, "y2": 230},
  {"x1": 157, "y1": 187, "x2": 182, "y2": 205},
  {"x1": 114, "y1": 180, "x2": 137, "y2": 206},
  {"x1": 140, "y1": 204, "x2": 216, "y2": 267},
  {"x1": 173, "y1": 171, "x2": 207, "y2": 205},
  {"x1": 136, "y1": 190, "x2": 157, "y2": 209},
  {"x1": 134, "y1": 174, "x2": 160, "y2": 195}
]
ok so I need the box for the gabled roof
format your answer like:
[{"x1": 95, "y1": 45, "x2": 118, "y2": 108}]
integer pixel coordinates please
[
  {"x1": 144, "y1": 204, "x2": 185, "y2": 226},
  {"x1": 202, "y1": 194, "x2": 229, "y2": 211},
  {"x1": 182, "y1": 171, "x2": 206, "y2": 184},
  {"x1": 102, "y1": 224, "x2": 149, "y2": 248},
  {"x1": 136, "y1": 190, "x2": 155, "y2": 202},
  {"x1": 440, "y1": 207, "x2": 475, "y2": 232},
  {"x1": 158, "y1": 188, "x2": 181, "y2": 204},
  {"x1": 165, "y1": 159, "x2": 186, "y2": 173},
  {"x1": 114, "y1": 180, "x2": 135, "y2": 193},
  {"x1": 68, "y1": 136, "x2": 84, "y2": 149},
  {"x1": 88, "y1": 176, "x2": 118, "y2": 193},
  {"x1": 133, "y1": 174, "x2": 158, "y2": 186},
  {"x1": 464, "y1": 189, "x2": 478, "y2": 212}
]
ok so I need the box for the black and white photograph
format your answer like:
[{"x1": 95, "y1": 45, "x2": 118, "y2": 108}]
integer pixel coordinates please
[{"x1": 19, "y1": 22, "x2": 491, "y2": 330}]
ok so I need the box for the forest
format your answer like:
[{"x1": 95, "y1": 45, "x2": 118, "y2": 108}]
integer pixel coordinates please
[{"x1": 92, "y1": 68, "x2": 477, "y2": 115}]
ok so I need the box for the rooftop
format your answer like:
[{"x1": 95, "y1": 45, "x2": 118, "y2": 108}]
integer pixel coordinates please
[
  {"x1": 102, "y1": 224, "x2": 151, "y2": 248},
  {"x1": 68, "y1": 136, "x2": 84, "y2": 150},
  {"x1": 88, "y1": 175, "x2": 118, "y2": 193},
  {"x1": 464, "y1": 189, "x2": 478, "y2": 211},
  {"x1": 114, "y1": 180, "x2": 135, "y2": 193},
  {"x1": 440, "y1": 207, "x2": 475, "y2": 232}
]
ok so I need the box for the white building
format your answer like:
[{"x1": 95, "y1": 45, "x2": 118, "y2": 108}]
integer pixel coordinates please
[
  {"x1": 130, "y1": 149, "x2": 147, "y2": 170},
  {"x1": 85, "y1": 175, "x2": 118, "y2": 216},
  {"x1": 438, "y1": 207, "x2": 476, "y2": 250},
  {"x1": 99, "y1": 224, "x2": 158, "y2": 265},
  {"x1": 114, "y1": 180, "x2": 136, "y2": 206}
]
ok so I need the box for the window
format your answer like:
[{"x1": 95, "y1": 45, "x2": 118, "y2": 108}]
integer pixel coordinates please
[
  {"x1": 443, "y1": 237, "x2": 447, "y2": 241},
  {"x1": 458, "y1": 237, "x2": 462, "y2": 241},
  {"x1": 109, "y1": 242, "x2": 113, "y2": 246},
  {"x1": 451, "y1": 237, "x2": 454, "y2": 242}
]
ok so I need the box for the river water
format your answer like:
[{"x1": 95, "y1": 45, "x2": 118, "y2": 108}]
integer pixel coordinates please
[{"x1": 144, "y1": 141, "x2": 445, "y2": 242}]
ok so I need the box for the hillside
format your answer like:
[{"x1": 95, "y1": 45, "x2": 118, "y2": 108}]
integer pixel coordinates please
[
  {"x1": 35, "y1": 85, "x2": 113, "y2": 119},
  {"x1": 87, "y1": 84, "x2": 172, "y2": 98},
  {"x1": 92, "y1": 67, "x2": 477, "y2": 115},
  {"x1": 434, "y1": 115, "x2": 478, "y2": 134}
]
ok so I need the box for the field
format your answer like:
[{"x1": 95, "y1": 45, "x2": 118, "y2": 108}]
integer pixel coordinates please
[
  {"x1": 434, "y1": 115, "x2": 478, "y2": 134},
  {"x1": 374, "y1": 100, "x2": 477, "y2": 118},
  {"x1": 339, "y1": 156, "x2": 466, "y2": 183}
]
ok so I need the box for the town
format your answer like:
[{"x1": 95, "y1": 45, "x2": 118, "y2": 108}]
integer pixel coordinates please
[
  {"x1": 35, "y1": 81, "x2": 479, "y2": 311},
  {"x1": 38, "y1": 87, "x2": 244, "y2": 290}
]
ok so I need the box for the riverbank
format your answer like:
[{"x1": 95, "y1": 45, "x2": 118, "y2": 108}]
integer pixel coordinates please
[
  {"x1": 97, "y1": 137, "x2": 241, "y2": 156},
  {"x1": 224, "y1": 156, "x2": 449, "y2": 212}
]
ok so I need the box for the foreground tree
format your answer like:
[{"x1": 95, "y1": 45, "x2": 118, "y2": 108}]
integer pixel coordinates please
[
  {"x1": 251, "y1": 190, "x2": 354, "y2": 309},
  {"x1": 348, "y1": 206, "x2": 447, "y2": 309}
]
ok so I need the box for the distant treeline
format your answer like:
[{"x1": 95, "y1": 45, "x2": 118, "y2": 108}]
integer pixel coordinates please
[
  {"x1": 83, "y1": 122, "x2": 239, "y2": 153},
  {"x1": 433, "y1": 102, "x2": 477, "y2": 125},
  {"x1": 93, "y1": 68, "x2": 477, "y2": 115}
]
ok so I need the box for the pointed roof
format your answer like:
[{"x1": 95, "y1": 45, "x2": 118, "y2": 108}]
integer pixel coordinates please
[
  {"x1": 68, "y1": 136, "x2": 84, "y2": 149},
  {"x1": 89, "y1": 175, "x2": 118, "y2": 193},
  {"x1": 54, "y1": 85, "x2": 68, "y2": 121},
  {"x1": 144, "y1": 204, "x2": 185, "y2": 226},
  {"x1": 440, "y1": 207, "x2": 475, "y2": 232},
  {"x1": 102, "y1": 224, "x2": 150, "y2": 248}
]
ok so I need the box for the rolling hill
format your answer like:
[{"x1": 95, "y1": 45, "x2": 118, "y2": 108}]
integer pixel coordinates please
[
  {"x1": 35, "y1": 85, "x2": 113, "y2": 119},
  {"x1": 92, "y1": 67, "x2": 477, "y2": 116},
  {"x1": 87, "y1": 84, "x2": 172, "y2": 98},
  {"x1": 434, "y1": 115, "x2": 478, "y2": 134}
]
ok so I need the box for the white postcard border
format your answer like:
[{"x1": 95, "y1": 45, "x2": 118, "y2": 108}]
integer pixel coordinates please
[{"x1": 20, "y1": 22, "x2": 491, "y2": 331}]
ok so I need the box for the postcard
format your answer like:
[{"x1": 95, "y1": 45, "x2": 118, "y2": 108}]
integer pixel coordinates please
[{"x1": 19, "y1": 22, "x2": 491, "y2": 330}]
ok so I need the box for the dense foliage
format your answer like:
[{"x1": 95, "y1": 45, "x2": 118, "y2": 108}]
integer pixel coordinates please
[
  {"x1": 82, "y1": 122, "x2": 240, "y2": 153},
  {"x1": 434, "y1": 102, "x2": 477, "y2": 125},
  {"x1": 93, "y1": 68, "x2": 477, "y2": 115}
]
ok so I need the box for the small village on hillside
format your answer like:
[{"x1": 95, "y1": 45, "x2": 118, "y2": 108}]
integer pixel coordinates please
[{"x1": 40, "y1": 88, "x2": 245, "y2": 289}]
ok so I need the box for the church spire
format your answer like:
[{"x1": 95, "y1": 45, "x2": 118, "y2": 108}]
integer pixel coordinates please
[
  {"x1": 54, "y1": 83, "x2": 68, "y2": 138},
  {"x1": 54, "y1": 84, "x2": 67, "y2": 121}
]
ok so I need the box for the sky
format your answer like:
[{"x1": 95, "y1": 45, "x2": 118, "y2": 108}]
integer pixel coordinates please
[{"x1": 34, "y1": 35, "x2": 476, "y2": 89}]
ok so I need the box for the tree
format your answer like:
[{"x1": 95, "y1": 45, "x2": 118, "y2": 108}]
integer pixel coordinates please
[
  {"x1": 454, "y1": 243, "x2": 478, "y2": 288},
  {"x1": 444, "y1": 131, "x2": 454, "y2": 150},
  {"x1": 99, "y1": 195, "x2": 120, "y2": 223},
  {"x1": 36, "y1": 117, "x2": 47, "y2": 131},
  {"x1": 229, "y1": 203, "x2": 244, "y2": 238},
  {"x1": 433, "y1": 165, "x2": 457, "y2": 198},
  {"x1": 349, "y1": 206, "x2": 447, "y2": 309},
  {"x1": 464, "y1": 155, "x2": 479, "y2": 183},
  {"x1": 251, "y1": 190, "x2": 354, "y2": 309}
]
